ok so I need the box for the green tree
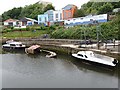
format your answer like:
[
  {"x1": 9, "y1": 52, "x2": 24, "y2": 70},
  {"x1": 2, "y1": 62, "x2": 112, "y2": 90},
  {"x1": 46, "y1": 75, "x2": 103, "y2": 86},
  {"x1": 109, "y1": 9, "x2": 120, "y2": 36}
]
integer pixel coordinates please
[
  {"x1": 44, "y1": 4, "x2": 55, "y2": 12},
  {"x1": 98, "y1": 3, "x2": 113, "y2": 14},
  {"x1": 73, "y1": 9, "x2": 85, "y2": 18}
]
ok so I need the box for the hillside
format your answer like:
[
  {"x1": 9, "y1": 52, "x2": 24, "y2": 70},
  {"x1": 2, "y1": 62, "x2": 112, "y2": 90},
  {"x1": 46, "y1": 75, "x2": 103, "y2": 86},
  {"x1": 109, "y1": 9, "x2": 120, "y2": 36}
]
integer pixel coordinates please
[
  {"x1": 2, "y1": 2, "x2": 55, "y2": 21},
  {"x1": 74, "y1": 1, "x2": 120, "y2": 17}
]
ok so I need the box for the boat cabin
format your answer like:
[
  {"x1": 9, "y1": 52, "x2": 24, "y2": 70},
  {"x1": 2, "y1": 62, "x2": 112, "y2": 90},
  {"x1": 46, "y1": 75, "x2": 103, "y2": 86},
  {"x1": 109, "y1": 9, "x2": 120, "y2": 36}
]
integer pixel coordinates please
[
  {"x1": 2, "y1": 41, "x2": 26, "y2": 49},
  {"x1": 77, "y1": 51, "x2": 94, "y2": 58}
]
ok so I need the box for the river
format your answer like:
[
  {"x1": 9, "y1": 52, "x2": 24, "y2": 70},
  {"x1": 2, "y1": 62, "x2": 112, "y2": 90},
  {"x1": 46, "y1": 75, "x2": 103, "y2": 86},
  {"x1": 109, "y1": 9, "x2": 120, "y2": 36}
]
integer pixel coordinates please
[{"x1": 0, "y1": 50, "x2": 120, "y2": 88}]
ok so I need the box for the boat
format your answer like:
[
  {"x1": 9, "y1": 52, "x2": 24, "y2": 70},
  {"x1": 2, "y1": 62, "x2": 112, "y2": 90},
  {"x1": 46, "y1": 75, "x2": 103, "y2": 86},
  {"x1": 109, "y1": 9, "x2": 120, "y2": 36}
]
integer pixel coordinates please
[
  {"x1": 2, "y1": 40, "x2": 26, "y2": 49},
  {"x1": 25, "y1": 45, "x2": 41, "y2": 54},
  {"x1": 72, "y1": 51, "x2": 118, "y2": 67},
  {"x1": 46, "y1": 52, "x2": 57, "y2": 58}
]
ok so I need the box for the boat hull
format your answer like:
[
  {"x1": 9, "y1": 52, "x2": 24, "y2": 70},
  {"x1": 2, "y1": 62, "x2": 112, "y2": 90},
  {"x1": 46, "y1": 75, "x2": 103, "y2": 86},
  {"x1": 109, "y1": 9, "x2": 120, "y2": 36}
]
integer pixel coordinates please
[
  {"x1": 2, "y1": 46, "x2": 26, "y2": 50},
  {"x1": 72, "y1": 56, "x2": 118, "y2": 70},
  {"x1": 72, "y1": 54, "x2": 118, "y2": 69}
]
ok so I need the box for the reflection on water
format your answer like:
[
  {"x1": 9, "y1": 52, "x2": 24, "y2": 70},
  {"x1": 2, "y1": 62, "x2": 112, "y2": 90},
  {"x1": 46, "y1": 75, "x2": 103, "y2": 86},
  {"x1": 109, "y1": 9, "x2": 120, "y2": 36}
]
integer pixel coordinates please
[{"x1": 1, "y1": 50, "x2": 119, "y2": 88}]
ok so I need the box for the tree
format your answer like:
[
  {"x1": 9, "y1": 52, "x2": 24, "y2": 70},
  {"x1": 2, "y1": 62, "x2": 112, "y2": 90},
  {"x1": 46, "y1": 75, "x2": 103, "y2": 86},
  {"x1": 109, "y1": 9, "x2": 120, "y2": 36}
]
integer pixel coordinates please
[
  {"x1": 44, "y1": 4, "x2": 55, "y2": 12},
  {"x1": 98, "y1": 3, "x2": 113, "y2": 14},
  {"x1": 2, "y1": 7, "x2": 22, "y2": 21},
  {"x1": 73, "y1": 9, "x2": 85, "y2": 18}
]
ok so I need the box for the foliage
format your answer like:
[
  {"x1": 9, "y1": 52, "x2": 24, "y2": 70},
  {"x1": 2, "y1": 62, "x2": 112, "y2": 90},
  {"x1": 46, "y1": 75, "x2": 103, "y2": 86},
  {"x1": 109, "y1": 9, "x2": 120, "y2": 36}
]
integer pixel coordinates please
[
  {"x1": 43, "y1": 4, "x2": 55, "y2": 12},
  {"x1": 98, "y1": 3, "x2": 113, "y2": 14},
  {"x1": 2, "y1": 3, "x2": 55, "y2": 21},
  {"x1": 73, "y1": 9, "x2": 85, "y2": 18},
  {"x1": 19, "y1": 3, "x2": 45, "y2": 20},
  {"x1": 80, "y1": 1, "x2": 120, "y2": 15},
  {"x1": 2, "y1": 7, "x2": 22, "y2": 21},
  {"x1": 51, "y1": 16, "x2": 119, "y2": 40}
]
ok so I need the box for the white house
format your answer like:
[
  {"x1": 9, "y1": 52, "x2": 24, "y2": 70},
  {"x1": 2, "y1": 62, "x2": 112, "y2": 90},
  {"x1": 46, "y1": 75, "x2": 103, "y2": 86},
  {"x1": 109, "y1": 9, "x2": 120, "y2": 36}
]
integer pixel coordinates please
[
  {"x1": 19, "y1": 17, "x2": 38, "y2": 26},
  {"x1": 4, "y1": 19, "x2": 19, "y2": 26},
  {"x1": 38, "y1": 10, "x2": 63, "y2": 26},
  {"x1": 38, "y1": 14, "x2": 49, "y2": 26},
  {"x1": 53, "y1": 10, "x2": 63, "y2": 21}
]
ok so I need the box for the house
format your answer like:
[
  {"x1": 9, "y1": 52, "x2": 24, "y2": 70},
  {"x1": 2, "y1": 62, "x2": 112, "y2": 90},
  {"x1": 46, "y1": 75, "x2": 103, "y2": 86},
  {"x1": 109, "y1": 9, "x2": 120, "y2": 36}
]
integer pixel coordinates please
[
  {"x1": 38, "y1": 10, "x2": 63, "y2": 26},
  {"x1": 53, "y1": 10, "x2": 63, "y2": 21},
  {"x1": 19, "y1": 17, "x2": 38, "y2": 26},
  {"x1": 44, "y1": 10, "x2": 63, "y2": 22},
  {"x1": 62, "y1": 4, "x2": 77, "y2": 20},
  {"x1": 38, "y1": 14, "x2": 49, "y2": 26},
  {"x1": 3, "y1": 19, "x2": 19, "y2": 27},
  {"x1": 44, "y1": 10, "x2": 54, "y2": 22}
]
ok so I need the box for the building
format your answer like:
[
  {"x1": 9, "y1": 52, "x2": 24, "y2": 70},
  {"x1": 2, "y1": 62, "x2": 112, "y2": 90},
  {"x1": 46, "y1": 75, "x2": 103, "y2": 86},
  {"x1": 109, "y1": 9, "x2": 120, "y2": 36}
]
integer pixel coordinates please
[
  {"x1": 64, "y1": 14, "x2": 108, "y2": 26},
  {"x1": 38, "y1": 14, "x2": 49, "y2": 26},
  {"x1": 3, "y1": 19, "x2": 19, "y2": 27},
  {"x1": 19, "y1": 17, "x2": 38, "y2": 26},
  {"x1": 53, "y1": 10, "x2": 63, "y2": 21},
  {"x1": 44, "y1": 10, "x2": 54, "y2": 22},
  {"x1": 38, "y1": 10, "x2": 63, "y2": 26},
  {"x1": 62, "y1": 4, "x2": 77, "y2": 20}
]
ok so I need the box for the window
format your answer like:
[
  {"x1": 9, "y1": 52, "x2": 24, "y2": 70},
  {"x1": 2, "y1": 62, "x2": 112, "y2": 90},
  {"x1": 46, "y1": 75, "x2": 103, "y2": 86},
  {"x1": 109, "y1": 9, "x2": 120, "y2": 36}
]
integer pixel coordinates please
[
  {"x1": 80, "y1": 18, "x2": 83, "y2": 20},
  {"x1": 56, "y1": 14, "x2": 58, "y2": 18},
  {"x1": 77, "y1": 54, "x2": 83, "y2": 57},
  {"x1": 45, "y1": 17, "x2": 47, "y2": 22},
  {"x1": 60, "y1": 13, "x2": 62, "y2": 20},
  {"x1": 64, "y1": 12, "x2": 66, "y2": 18},
  {"x1": 90, "y1": 19, "x2": 93, "y2": 21},
  {"x1": 49, "y1": 14, "x2": 53, "y2": 21},
  {"x1": 10, "y1": 44, "x2": 16, "y2": 46},
  {"x1": 68, "y1": 12, "x2": 71, "y2": 17},
  {"x1": 39, "y1": 18, "x2": 41, "y2": 21},
  {"x1": 84, "y1": 55, "x2": 88, "y2": 58}
]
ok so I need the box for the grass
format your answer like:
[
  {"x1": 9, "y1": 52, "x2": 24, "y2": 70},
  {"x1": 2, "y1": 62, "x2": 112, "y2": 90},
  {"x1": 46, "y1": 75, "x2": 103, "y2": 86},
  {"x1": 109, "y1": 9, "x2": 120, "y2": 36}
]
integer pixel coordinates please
[{"x1": 2, "y1": 30, "x2": 48, "y2": 39}]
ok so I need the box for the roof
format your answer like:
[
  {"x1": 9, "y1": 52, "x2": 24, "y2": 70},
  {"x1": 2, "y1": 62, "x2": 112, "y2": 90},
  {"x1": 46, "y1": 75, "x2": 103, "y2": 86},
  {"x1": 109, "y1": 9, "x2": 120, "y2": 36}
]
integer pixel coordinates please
[
  {"x1": 62, "y1": 4, "x2": 76, "y2": 10},
  {"x1": 27, "y1": 45, "x2": 40, "y2": 50},
  {"x1": 9, "y1": 42, "x2": 22, "y2": 45},
  {"x1": 20, "y1": 17, "x2": 38, "y2": 22},
  {"x1": 4, "y1": 19, "x2": 19, "y2": 22},
  {"x1": 113, "y1": 8, "x2": 120, "y2": 13},
  {"x1": 44, "y1": 10, "x2": 54, "y2": 14}
]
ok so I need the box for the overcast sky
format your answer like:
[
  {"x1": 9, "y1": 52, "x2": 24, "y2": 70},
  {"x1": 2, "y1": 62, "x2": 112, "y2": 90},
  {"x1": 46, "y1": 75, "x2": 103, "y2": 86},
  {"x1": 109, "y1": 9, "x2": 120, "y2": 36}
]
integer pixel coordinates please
[{"x1": 0, "y1": 0, "x2": 90, "y2": 15}]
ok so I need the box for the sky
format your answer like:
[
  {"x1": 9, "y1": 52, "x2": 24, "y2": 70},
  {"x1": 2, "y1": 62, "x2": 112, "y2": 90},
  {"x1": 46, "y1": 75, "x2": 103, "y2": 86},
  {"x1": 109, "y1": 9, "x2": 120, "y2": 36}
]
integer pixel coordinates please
[{"x1": 0, "y1": 0, "x2": 90, "y2": 15}]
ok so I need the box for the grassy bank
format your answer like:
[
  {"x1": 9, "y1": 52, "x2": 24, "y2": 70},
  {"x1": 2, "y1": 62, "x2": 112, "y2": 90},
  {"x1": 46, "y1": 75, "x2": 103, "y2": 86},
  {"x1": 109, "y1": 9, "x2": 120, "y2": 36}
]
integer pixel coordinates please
[
  {"x1": 2, "y1": 30, "x2": 48, "y2": 39},
  {"x1": 1, "y1": 14, "x2": 120, "y2": 40}
]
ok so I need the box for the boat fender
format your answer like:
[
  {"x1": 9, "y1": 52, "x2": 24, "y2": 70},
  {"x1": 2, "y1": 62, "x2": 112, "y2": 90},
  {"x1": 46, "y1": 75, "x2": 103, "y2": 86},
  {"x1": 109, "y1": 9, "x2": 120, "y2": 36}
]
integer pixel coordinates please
[{"x1": 112, "y1": 59, "x2": 118, "y2": 65}]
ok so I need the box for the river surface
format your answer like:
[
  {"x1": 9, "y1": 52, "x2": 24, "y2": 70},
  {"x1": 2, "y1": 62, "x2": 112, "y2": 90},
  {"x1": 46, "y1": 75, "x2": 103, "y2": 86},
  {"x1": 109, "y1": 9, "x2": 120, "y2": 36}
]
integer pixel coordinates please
[{"x1": 0, "y1": 50, "x2": 120, "y2": 88}]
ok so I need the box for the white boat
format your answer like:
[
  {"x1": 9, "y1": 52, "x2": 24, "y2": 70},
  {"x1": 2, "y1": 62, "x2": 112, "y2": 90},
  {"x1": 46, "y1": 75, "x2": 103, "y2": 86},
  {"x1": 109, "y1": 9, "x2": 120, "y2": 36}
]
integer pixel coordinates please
[
  {"x1": 2, "y1": 40, "x2": 26, "y2": 49},
  {"x1": 72, "y1": 51, "x2": 118, "y2": 67},
  {"x1": 46, "y1": 52, "x2": 57, "y2": 58}
]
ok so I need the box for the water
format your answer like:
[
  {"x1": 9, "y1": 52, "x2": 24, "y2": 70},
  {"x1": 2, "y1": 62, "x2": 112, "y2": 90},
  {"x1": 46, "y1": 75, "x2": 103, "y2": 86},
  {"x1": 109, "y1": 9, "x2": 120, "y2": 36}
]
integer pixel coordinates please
[{"x1": 1, "y1": 50, "x2": 119, "y2": 88}]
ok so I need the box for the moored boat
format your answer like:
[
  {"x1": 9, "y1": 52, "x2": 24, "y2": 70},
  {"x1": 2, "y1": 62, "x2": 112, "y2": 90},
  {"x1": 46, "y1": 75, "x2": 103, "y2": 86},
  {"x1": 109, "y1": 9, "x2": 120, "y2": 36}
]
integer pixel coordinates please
[
  {"x1": 72, "y1": 51, "x2": 118, "y2": 67},
  {"x1": 25, "y1": 45, "x2": 41, "y2": 54},
  {"x1": 2, "y1": 40, "x2": 26, "y2": 49}
]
